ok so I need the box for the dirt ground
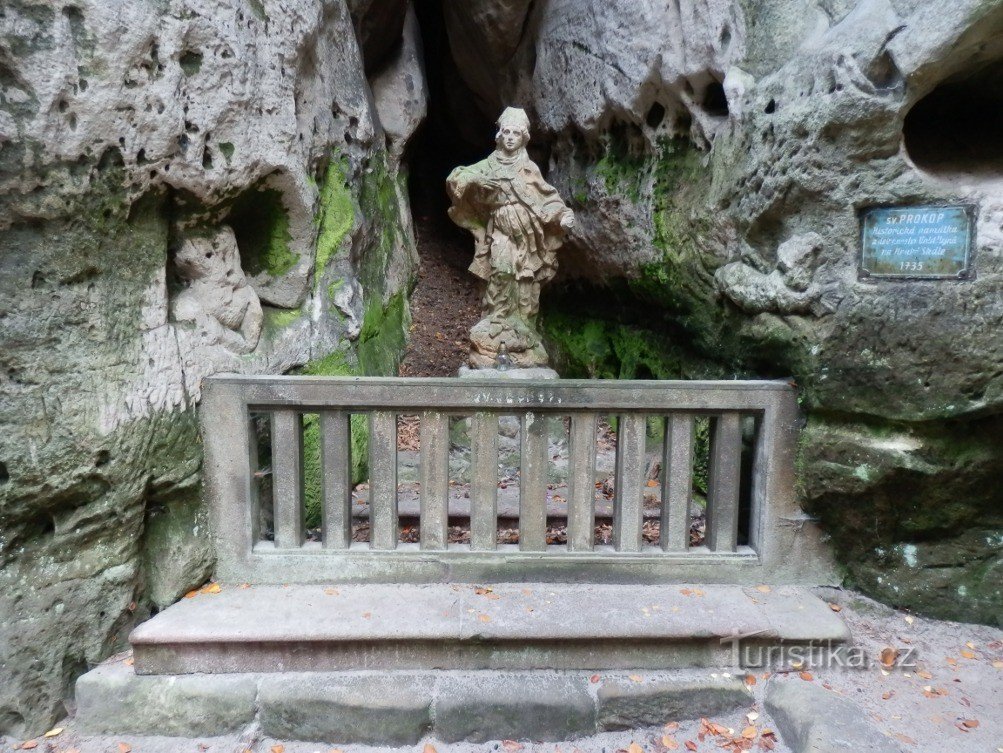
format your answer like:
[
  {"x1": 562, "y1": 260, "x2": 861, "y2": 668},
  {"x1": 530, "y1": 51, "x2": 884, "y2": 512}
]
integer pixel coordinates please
[{"x1": 398, "y1": 218, "x2": 480, "y2": 378}]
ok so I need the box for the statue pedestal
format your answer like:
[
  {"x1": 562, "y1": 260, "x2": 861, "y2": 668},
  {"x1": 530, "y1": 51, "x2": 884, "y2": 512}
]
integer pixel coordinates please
[{"x1": 457, "y1": 365, "x2": 559, "y2": 380}]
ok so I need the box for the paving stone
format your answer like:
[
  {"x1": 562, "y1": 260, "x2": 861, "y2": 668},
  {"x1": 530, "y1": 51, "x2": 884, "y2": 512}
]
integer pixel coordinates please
[
  {"x1": 74, "y1": 662, "x2": 256, "y2": 736},
  {"x1": 258, "y1": 673, "x2": 433, "y2": 745},
  {"x1": 434, "y1": 673, "x2": 596, "y2": 742},
  {"x1": 597, "y1": 674, "x2": 753, "y2": 730},
  {"x1": 765, "y1": 679, "x2": 904, "y2": 753}
]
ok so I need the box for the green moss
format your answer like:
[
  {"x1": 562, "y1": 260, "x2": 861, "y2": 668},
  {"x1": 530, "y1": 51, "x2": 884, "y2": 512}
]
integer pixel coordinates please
[
  {"x1": 230, "y1": 187, "x2": 296, "y2": 277},
  {"x1": 315, "y1": 154, "x2": 354, "y2": 285},
  {"x1": 296, "y1": 349, "x2": 369, "y2": 527},
  {"x1": 357, "y1": 292, "x2": 408, "y2": 377},
  {"x1": 179, "y1": 50, "x2": 203, "y2": 75},
  {"x1": 262, "y1": 306, "x2": 303, "y2": 332},
  {"x1": 594, "y1": 130, "x2": 649, "y2": 203},
  {"x1": 247, "y1": 0, "x2": 268, "y2": 21}
]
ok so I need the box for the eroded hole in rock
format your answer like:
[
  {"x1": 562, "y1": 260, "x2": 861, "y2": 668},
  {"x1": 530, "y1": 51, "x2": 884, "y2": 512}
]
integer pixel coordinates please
[
  {"x1": 0, "y1": 461, "x2": 9, "y2": 483},
  {"x1": 701, "y1": 80, "x2": 729, "y2": 117},
  {"x1": 227, "y1": 184, "x2": 296, "y2": 278},
  {"x1": 646, "y1": 101, "x2": 667, "y2": 129},
  {"x1": 903, "y1": 57, "x2": 1003, "y2": 177}
]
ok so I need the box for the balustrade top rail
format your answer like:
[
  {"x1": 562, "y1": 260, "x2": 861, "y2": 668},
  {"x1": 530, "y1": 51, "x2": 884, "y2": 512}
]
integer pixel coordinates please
[{"x1": 201, "y1": 375, "x2": 827, "y2": 586}]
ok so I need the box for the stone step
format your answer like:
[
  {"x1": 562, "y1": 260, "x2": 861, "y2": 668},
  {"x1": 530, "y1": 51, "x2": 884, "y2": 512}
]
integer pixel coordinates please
[
  {"x1": 130, "y1": 583, "x2": 849, "y2": 675},
  {"x1": 75, "y1": 663, "x2": 758, "y2": 744}
]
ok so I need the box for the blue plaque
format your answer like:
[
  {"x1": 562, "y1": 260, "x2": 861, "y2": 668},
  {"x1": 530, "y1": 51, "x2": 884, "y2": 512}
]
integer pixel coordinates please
[{"x1": 860, "y1": 205, "x2": 975, "y2": 279}]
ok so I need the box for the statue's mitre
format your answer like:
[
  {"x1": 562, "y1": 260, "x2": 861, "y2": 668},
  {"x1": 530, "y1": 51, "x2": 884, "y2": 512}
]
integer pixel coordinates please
[{"x1": 497, "y1": 107, "x2": 531, "y2": 133}]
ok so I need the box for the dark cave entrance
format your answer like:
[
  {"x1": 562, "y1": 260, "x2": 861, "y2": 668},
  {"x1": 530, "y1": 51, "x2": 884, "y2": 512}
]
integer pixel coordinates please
[
  {"x1": 903, "y1": 57, "x2": 1003, "y2": 178},
  {"x1": 397, "y1": 0, "x2": 489, "y2": 377}
]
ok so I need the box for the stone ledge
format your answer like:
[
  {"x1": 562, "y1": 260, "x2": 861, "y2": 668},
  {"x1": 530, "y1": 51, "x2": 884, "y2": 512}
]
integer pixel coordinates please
[
  {"x1": 598, "y1": 675, "x2": 752, "y2": 730},
  {"x1": 765, "y1": 679, "x2": 905, "y2": 753},
  {"x1": 75, "y1": 664, "x2": 763, "y2": 744},
  {"x1": 74, "y1": 663, "x2": 257, "y2": 737}
]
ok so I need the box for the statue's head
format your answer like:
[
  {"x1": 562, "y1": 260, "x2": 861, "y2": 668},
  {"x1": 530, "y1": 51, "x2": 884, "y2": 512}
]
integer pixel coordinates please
[{"x1": 495, "y1": 107, "x2": 530, "y2": 154}]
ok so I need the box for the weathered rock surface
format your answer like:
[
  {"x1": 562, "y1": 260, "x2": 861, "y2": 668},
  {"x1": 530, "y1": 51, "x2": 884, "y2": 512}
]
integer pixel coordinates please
[
  {"x1": 441, "y1": 0, "x2": 1003, "y2": 624},
  {"x1": 0, "y1": 0, "x2": 423, "y2": 736}
]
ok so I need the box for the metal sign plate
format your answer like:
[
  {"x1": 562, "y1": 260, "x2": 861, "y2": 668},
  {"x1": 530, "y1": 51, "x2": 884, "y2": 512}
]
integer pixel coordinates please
[{"x1": 860, "y1": 205, "x2": 975, "y2": 280}]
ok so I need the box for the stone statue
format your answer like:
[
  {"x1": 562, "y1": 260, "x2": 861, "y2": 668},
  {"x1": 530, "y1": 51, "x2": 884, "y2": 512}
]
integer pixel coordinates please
[
  {"x1": 170, "y1": 225, "x2": 263, "y2": 354},
  {"x1": 447, "y1": 107, "x2": 574, "y2": 369}
]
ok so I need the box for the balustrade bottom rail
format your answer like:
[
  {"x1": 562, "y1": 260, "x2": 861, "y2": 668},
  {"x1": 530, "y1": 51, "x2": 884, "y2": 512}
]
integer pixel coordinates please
[{"x1": 202, "y1": 376, "x2": 830, "y2": 585}]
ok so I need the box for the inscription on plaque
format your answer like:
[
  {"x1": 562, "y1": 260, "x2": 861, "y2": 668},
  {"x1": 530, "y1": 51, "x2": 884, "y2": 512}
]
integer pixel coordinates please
[{"x1": 860, "y1": 205, "x2": 974, "y2": 279}]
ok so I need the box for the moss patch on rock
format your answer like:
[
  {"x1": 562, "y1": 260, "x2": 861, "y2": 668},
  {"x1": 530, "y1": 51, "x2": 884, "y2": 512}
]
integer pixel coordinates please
[
  {"x1": 315, "y1": 153, "x2": 354, "y2": 286},
  {"x1": 295, "y1": 349, "x2": 369, "y2": 529},
  {"x1": 229, "y1": 186, "x2": 296, "y2": 277}
]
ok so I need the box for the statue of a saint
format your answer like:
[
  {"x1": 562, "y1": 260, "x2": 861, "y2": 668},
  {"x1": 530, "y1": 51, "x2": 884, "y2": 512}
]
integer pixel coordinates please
[{"x1": 447, "y1": 107, "x2": 574, "y2": 369}]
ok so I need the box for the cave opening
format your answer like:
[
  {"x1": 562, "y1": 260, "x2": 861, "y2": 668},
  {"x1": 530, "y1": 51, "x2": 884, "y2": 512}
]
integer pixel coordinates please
[
  {"x1": 903, "y1": 57, "x2": 1003, "y2": 178},
  {"x1": 396, "y1": 0, "x2": 489, "y2": 377}
]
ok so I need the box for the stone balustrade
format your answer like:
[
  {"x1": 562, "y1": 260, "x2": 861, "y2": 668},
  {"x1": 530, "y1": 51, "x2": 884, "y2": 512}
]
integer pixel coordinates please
[{"x1": 201, "y1": 376, "x2": 825, "y2": 585}]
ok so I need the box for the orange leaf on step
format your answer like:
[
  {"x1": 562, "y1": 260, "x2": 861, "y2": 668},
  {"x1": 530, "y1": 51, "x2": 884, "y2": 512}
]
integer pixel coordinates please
[
  {"x1": 880, "y1": 647, "x2": 899, "y2": 667},
  {"x1": 661, "y1": 735, "x2": 679, "y2": 750},
  {"x1": 628, "y1": 742, "x2": 644, "y2": 753},
  {"x1": 799, "y1": 671, "x2": 814, "y2": 681},
  {"x1": 684, "y1": 741, "x2": 698, "y2": 752},
  {"x1": 119, "y1": 745, "x2": 133, "y2": 753}
]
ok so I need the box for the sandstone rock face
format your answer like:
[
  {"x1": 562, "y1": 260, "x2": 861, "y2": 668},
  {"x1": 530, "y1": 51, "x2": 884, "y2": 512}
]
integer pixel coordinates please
[
  {"x1": 0, "y1": 0, "x2": 422, "y2": 736},
  {"x1": 442, "y1": 0, "x2": 1003, "y2": 624}
]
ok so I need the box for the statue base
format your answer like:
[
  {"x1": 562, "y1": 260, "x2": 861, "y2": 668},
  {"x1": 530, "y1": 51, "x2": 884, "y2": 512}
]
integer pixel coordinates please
[{"x1": 457, "y1": 366, "x2": 559, "y2": 380}]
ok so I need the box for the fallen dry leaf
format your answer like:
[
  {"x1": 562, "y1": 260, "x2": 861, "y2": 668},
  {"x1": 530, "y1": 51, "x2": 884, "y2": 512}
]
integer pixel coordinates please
[
  {"x1": 961, "y1": 719, "x2": 980, "y2": 728},
  {"x1": 42, "y1": 728, "x2": 62, "y2": 738},
  {"x1": 201, "y1": 582, "x2": 221, "y2": 595},
  {"x1": 423, "y1": 744, "x2": 438, "y2": 753},
  {"x1": 880, "y1": 647, "x2": 899, "y2": 667},
  {"x1": 501, "y1": 741, "x2": 524, "y2": 752},
  {"x1": 664, "y1": 722, "x2": 679, "y2": 733},
  {"x1": 960, "y1": 649, "x2": 976, "y2": 660},
  {"x1": 628, "y1": 742, "x2": 644, "y2": 753},
  {"x1": 184, "y1": 590, "x2": 199, "y2": 599},
  {"x1": 917, "y1": 670, "x2": 933, "y2": 679},
  {"x1": 882, "y1": 691, "x2": 894, "y2": 700},
  {"x1": 755, "y1": 585, "x2": 771, "y2": 593},
  {"x1": 20, "y1": 743, "x2": 38, "y2": 751},
  {"x1": 119, "y1": 745, "x2": 133, "y2": 753},
  {"x1": 270, "y1": 747, "x2": 283, "y2": 753},
  {"x1": 478, "y1": 613, "x2": 491, "y2": 622},
  {"x1": 628, "y1": 674, "x2": 643, "y2": 682},
  {"x1": 993, "y1": 660, "x2": 1003, "y2": 669},
  {"x1": 828, "y1": 602, "x2": 842, "y2": 612},
  {"x1": 323, "y1": 587, "x2": 340, "y2": 596},
  {"x1": 661, "y1": 735, "x2": 680, "y2": 750},
  {"x1": 124, "y1": 657, "x2": 134, "y2": 666},
  {"x1": 894, "y1": 734, "x2": 916, "y2": 746},
  {"x1": 590, "y1": 674, "x2": 600, "y2": 683},
  {"x1": 799, "y1": 671, "x2": 814, "y2": 681},
  {"x1": 646, "y1": 479, "x2": 659, "y2": 487},
  {"x1": 744, "y1": 674, "x2": 757, "y2": 686},
  {"x1": 741, "y1": 725, "x2": 757, "y2": 739},
  {"x1": 684, "y1": 742, "x2": 697, "y2": 752}
]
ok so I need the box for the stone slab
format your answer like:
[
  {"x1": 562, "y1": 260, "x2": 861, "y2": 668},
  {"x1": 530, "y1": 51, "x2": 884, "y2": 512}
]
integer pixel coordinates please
[
  {"x1": 130, "y1": 583, "x2": 848, "y2": 674},
  {"x1": 434, "y1": 673, "x2": 595, "y2": 742},
  {"x1": 457, "y1": 366, "x2": 560, "y2": 379},
  {"x1": 765, "y1": 679, "x2": 905, "y2": 753},
  {"x1": 77, "y1": 664, "x2": 761, "y2": 744},
  {"x1": 75, "y1": 662, "x2": 257, "y2": 736},
  {"x1": 258, "y1": 673, "x2": 432, "y2": 745},
  {"x1": 597, "y1": 675, "x2": 752, "y2": 730}
]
